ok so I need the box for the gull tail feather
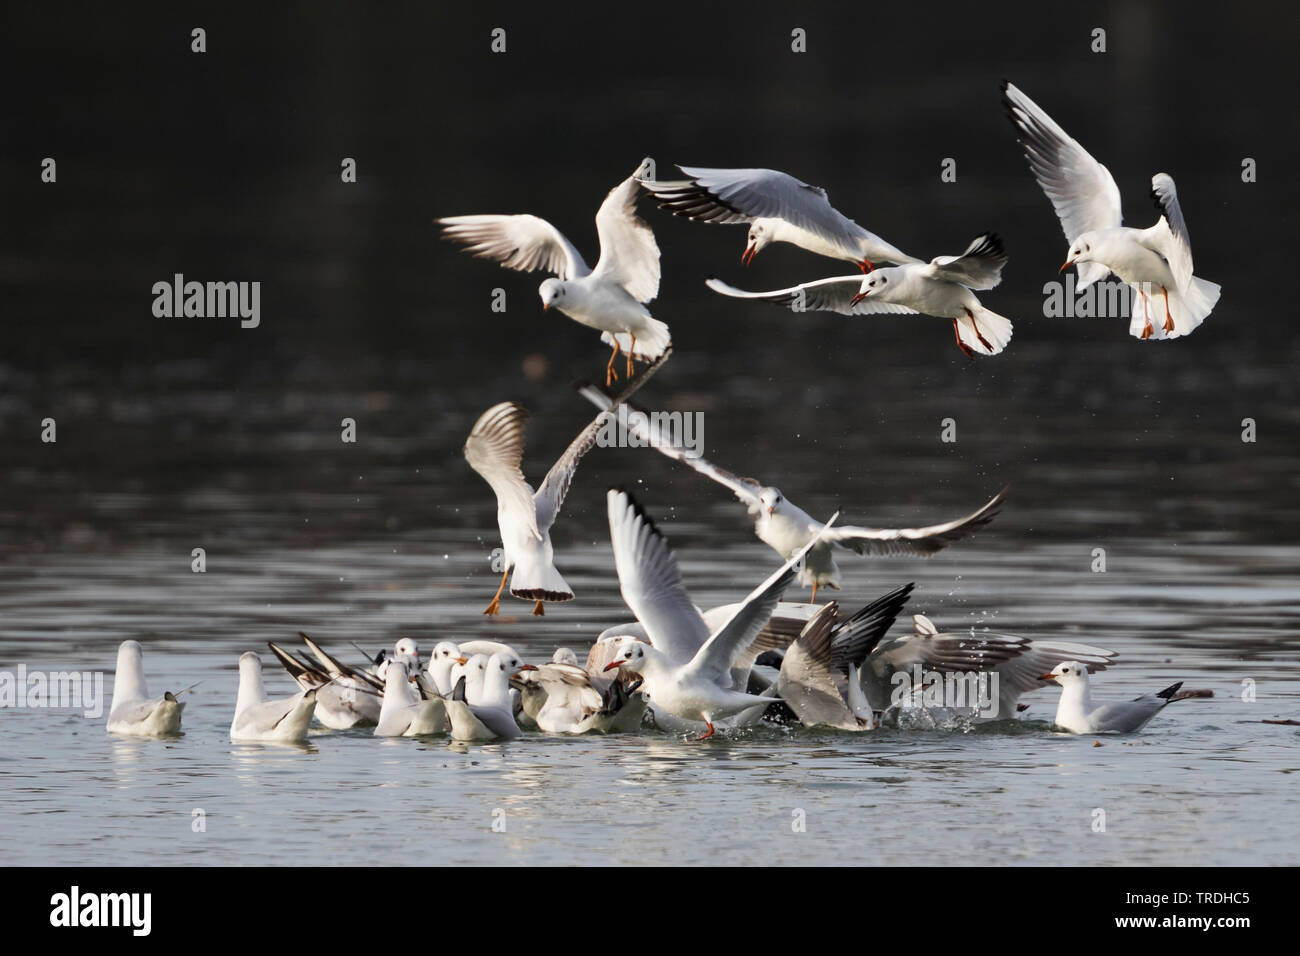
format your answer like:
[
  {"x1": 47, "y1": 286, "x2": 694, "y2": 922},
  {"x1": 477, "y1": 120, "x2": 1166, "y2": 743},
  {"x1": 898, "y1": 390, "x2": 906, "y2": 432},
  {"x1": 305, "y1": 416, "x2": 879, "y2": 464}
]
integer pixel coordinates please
[
  {"x1": 601, "y1": 317, "x2": 671, "y2": 361},
  {"x1": 958, "y1": 307, "x2": 1013, "y2": 356}
]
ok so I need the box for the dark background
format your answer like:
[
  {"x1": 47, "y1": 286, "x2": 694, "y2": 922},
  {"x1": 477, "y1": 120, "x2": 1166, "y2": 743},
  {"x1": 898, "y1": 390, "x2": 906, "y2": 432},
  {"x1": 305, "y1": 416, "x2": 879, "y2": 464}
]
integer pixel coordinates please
[{"x1": 1, "y1": 0, "x2": 1297, "y2": 557}]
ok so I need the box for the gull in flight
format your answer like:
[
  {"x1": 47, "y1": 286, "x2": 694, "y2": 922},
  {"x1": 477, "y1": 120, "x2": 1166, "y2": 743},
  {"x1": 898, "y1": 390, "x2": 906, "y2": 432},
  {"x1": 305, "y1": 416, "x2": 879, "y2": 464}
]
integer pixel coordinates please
[
  {"x1": 638, "y1": 164, "x2": 920, "y2": 271},
  {"x1": 578, "y1": 384, "x2": 1004, "y2": 601},
  {"x1": 1040, "y1": 662, "x2": 1212, "y2": 734},
  {"x1": 1003, "y1": 81, "x2": 1221, "y2": 340},
  {"x1": 705, "y1": 233, "x2": 1014, "y2": 357},
  {"x1": 106, "y1": 640, "x2": 189, "y2": 737},
  {"x1": 465, "y1": 358, "x2": 664, "y2": 616},
  {"x1": 267, "y1": 634, "x2": 383, "y2": 729},
  {"x1": 440, "y1": 159, "x2": 669, "y2": 385},
  {"x1": 601, "y1": 488, "x2": 834, "y2": 739},
  {"x1": 230, "y1": 651, "x2": 318, "y2": 744}
]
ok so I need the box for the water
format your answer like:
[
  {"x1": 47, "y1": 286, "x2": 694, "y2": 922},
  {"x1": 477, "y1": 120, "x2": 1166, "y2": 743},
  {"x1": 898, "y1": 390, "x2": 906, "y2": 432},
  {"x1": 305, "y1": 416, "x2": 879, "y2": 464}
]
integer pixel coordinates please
[{"x1": 2, "y1": 4, "x2": 1299, "y2": 866}]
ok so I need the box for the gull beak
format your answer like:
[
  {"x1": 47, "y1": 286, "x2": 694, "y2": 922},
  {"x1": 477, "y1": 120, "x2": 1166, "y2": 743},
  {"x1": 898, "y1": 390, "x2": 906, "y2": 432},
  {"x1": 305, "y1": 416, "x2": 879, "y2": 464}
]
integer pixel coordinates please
[
  {"x1": 850, "y1": 291, "x2": 867, "y2": 306},
  {"x1": 766, "y1": 506, "x2": 774, "y2": 515},
  {"x1": 603, "y1": 660, "x2": 624, "y2": 672},
  {"x1": 1039, "y1": 673, "x2": 1058, "y2": 681},
  {"x1": 742, "y1": 243, "x2": 756, "y2": 266},
  {"x1": 1059, "y1": 259, "x2": 1074, "y2": 273},
  {"x1": 516, "y1": 664, "x2": 538, "y2": 673},
  {"x1": 542, "y1": 302, "x2": 550, "y2": 310},
  {"x1": 453, "y1": 656, "x2": 468, "y2": 665}
]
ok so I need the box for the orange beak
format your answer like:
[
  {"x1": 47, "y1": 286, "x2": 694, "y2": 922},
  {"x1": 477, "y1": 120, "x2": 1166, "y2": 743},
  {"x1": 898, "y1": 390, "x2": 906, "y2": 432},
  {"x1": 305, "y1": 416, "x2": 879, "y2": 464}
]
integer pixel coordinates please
[
  {"x1": 1059, "y1": 260, "x2": 1074, "y2": 273},
  {"x1": 542, "y1": 303, "x2": 550, "y2": 310},
  {"x1": 742, "y1": 243, "x2": 756, "y2": 266},
  {"x1": 516, "y1": 664, "x2": 538, "y2": 672},
  {"x1": 766, "y1": 506, "x2": 774, "y2": 515},
  {"x1": 453, "y1": 656, "x2": 468, "y2": 665},
  {"x1": 603, "y1": 660, "x2": 624, "y2": 672},
  {"x1": 1039, "y1": 673, "x2": 1058, "y2": 681}
]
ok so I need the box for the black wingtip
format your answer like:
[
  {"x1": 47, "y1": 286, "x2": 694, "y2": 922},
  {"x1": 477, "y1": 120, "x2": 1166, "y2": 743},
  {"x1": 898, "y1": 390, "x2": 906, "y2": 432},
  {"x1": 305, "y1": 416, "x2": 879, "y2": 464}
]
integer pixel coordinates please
[{"x1": 609, "y1": 486, "x2": 665, "y2": 539}]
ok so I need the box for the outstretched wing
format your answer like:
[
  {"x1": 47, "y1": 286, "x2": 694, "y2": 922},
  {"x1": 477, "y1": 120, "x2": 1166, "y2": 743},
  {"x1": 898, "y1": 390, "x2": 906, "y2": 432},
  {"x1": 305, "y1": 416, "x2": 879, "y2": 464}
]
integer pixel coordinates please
[
  {"x1": 1002, "y1": 81, "x2": 1121, "y2": 287},
  {"x1": 463, "y1": 402, "x2": 541, "y2": 542},
  {"x1": 438, "y1": 214, "x2": 590, "y2": 279},
  {"x1": 822, "y1": 488, "x2": 1005, "y2": 556},
  {"x1": 1146, "y1": 173, "x2": 1194, "y2": 291},
  {"x1": 926, "y1": 233, "x2": 1008, "y2": 291},
  {"x1": 606, "y1": 489, "x2": 712, "y2": 663},
  {"x1": 777, "y1": 603, "x2": 859, "y2": 729},
  {"x1": 577, "y1": 385, "x2": 764, "y2": 512},
  {"x1": 592, "y1": 170, "x2": 661, "y2": 303},
  {"x1": 704, "y1": 276, "x2": 919, "y2": 316}
]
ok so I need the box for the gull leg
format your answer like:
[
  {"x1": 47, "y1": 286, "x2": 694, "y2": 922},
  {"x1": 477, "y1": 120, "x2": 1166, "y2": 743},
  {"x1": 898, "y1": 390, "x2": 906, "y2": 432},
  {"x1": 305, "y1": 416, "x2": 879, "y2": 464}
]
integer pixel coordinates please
[
  {"x1": 964, "y1": 307, "x2": 993, "y2": 351},
  {"x1": 811, "y1": 581, "x2": 819, "y2": 603},
  {"x1": 858, "y1": 259, "x2": 875, "y2": 273},
  {"x1": 952, "y1": 317, "x2": 976, "y2": 359},
  {"x1": 1161, "y1": 285, "x2": 1174, "y2": 332},
  {"x1": 625, "y1": 335, "x2": 636, "y2": 379},
  {"x1": 605, "y1": 339, "x2": 622, "y2": 386},
  {"x1": 483, "y1": 568, "x2": 508, "y2": 616},
  {"x1": 532, "y1": 600, "x2": 545, "y2": 617},
  {"x1": 691, "y1": 720, "x2": 716, "y2": 742},
  {"x1": 1139, "y1": 291, "x2": 1153, "y2": 340}
]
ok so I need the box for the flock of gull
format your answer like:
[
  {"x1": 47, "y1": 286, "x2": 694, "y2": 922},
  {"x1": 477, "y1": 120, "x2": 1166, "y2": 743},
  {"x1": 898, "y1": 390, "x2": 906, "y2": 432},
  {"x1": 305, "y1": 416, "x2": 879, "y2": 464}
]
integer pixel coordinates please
[{"x1": 104, "y1": 82, "x2": 1217, "y2": 745}]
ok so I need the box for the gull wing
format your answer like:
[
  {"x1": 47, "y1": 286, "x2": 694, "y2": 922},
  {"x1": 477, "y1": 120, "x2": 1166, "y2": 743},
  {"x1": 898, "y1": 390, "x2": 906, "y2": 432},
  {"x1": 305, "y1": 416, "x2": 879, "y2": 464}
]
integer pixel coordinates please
[
  {"x1": 1002, "y1": 81, "x2": 1121, "y2": 287},
  {"x1": 592, "y1": 169, "x2": 661, "y2": 303},
  {"x1": 438, "y1": 214, "x2": 589, "y2": 279},
  {"x1": 778, "y1": 602, "x2": 860, "y2": 729},
  {"x1": 1144, "y1": 173, "x2": 1195, "y2": 291},
  {"x1": 463, "y1": 402, "x2": 541, "y2": 542},
  {"x1": 822, "y1": 488, "x2": 1005, "y2": 556},
  {"x1": 704, "y1": 276, "x2": 919, "y2": 316},
  {"x1": 578, "y1": 385, "x2": 763, "y2": 513},
  {"x1": 925, "y1": 233, "x2": 1009, "y2": 291},
  {"x1": 606, "y1": 489, "x2": 712, "y2": 664}
]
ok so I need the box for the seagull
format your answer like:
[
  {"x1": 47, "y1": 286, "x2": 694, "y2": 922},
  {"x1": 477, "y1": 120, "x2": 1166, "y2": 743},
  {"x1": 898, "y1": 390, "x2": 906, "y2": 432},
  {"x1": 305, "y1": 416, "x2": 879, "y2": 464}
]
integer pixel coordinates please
[
  {"x1": 1003, "y1": 81, "x2": 1221, "y2": 339},
  {"x1": 578, "y1": 383, "x2": 1004, "y2": 601},
  {"x1": 267, "y1": 637, "x2": 383, "y2": 729},
  {"x1": 230, "y1": 651, "x2": 317, "y2": 744},
  {"x1": 1040, "y1": 662, "x2": 1213, "y2": 734},
  {"x1": 464, "y1": 357, "x2": 666, "y2": 617},
  {"x1": 521, "y1": 649, "x2": 648, "y2": 734},
  {"x1": 439, "y1": 159, "x2": 669, "y2": 385},
  {"x1": 375, "y1": 661, "x2": 448, "y2": 737},
  {"x1": 704, "y1": 232, "x2": 1014, "y2": 357},
  {"x1": 445, "y1": 652, "x2": 528, "y2": 741},
  {"x1": 424, "y1": 642, "x2": 465, "y2": 697},
  {"x1": 106, "y1": 640, "x2": 188, "y2": 737},
  {"x1": 638, "y1": 165, "x2": 920, "y2": 271},
  {"x1": 776, "y1": 584, "x2": 914, "y2": 731},
  {"x1": 601, "y1": 488, "x2": 833, "y2": 739}
]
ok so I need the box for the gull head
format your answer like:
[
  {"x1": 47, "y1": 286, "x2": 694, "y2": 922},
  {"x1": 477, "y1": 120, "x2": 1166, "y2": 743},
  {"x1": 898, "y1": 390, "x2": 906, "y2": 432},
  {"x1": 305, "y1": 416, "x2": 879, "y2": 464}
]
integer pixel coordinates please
[
  {"x1": 850, "y1": 270, "x2": 892, "y2": 306},
  {"x1": 1062, "y1": 235, "x2": 1097, "y2": 273},
  {"x1": 552, "y1": 647, "x2": 579, "y2": 666},
  {"x1": 539, "y1": 278, "x2": 566, "y2": 311},
  {"x1": 432, "y1": 641, "x2": 461, "y2": 662},
  {"x1": 758, "y1": 486, "x2": 785, "y2": 516},
  {"x1": 116, "y1": 639, "x2": 145, "y2": 669},
  {"x1": 743, "y1": 220, "x2": 775, "y2": 265},
  {"x1": 238, "y1": 650, "x2": 262, "y2": 675},
  {"x1": 384, "y1": 660, "x2": 410, "y2": 690},
  {"x1": 1041, "y1": 661, "x2": 1089, "y2": 687},
  {"x1": 394, "y1": 637, "x2": 420, "y2": 668},
  {"x1": 603, "y1": 640, "x2": 648, "y2": 674}
]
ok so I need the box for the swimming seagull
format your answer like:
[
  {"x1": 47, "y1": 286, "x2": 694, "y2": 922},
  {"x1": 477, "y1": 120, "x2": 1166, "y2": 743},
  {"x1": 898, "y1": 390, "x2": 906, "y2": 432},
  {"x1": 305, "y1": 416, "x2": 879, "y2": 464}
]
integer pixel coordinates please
[
  {"x1": 1002, "y1": 81, "x2": 1221, "y2": 339},
  {"x1": 578, "y1": 384, "x2": 1004, "y2": 601},
  {"x1": 465, "y1": 358, "x2": 666, "y2": 616},
  {"x1": 601, "y1": 488, "x2": 833, "y2": 740},
  {"x1": 375, "y1": 661, "x2": 448, "y2": 737},
  {"x1": 638, "y1": 165, "x2": 920, "y2": 271},
  {"x1": 1040, "y1": 662, "x2": 1212, "y2": 734},
  {"x1": 440, "y1": 159, "x2": 669, "y2": 385},
  {"x1": 230, "y1": 652, "x2": 318, "y2": 744},
  {"x1": 445, "y1": 652, "x2": 528, "y2": 741},
  {"x1": 704, "y1": 233, "x2": 1014, "y2": 357},
  {"x1": 106, "y1": 640, "x2": 188, "y2": 737}
]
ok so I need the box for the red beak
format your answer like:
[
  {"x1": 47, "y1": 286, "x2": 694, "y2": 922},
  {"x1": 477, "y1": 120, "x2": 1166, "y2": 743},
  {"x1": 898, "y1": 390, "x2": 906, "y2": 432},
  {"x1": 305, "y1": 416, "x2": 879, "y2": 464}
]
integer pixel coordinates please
[
  {"x1": 603, "y1": 660, "x2": 624, "y2": 672},
  {"x1": 742, "y1": 244, "x2": 756, "y2": 266},
  {"x1": 1039, "y1": 673, "x2": 1058, "y2": 681},
  {"x1": 1058, "y1": 260, "x2": 1073, "y2": 274},
  {"x1": 850, "y1": 291, "x2": 867, "y2": 306}
]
